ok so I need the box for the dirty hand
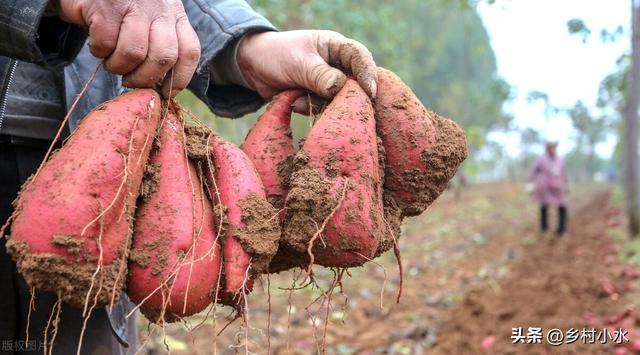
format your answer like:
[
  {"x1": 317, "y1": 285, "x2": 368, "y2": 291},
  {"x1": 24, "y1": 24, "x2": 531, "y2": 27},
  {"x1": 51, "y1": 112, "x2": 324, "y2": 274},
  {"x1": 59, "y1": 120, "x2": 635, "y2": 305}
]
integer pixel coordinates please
[
  {"x1": 54, "y1": 0, "x2": 201, "y2": 98},
  {"x1": 237, "y1": 30, "x2": 378, "y2": 114}
]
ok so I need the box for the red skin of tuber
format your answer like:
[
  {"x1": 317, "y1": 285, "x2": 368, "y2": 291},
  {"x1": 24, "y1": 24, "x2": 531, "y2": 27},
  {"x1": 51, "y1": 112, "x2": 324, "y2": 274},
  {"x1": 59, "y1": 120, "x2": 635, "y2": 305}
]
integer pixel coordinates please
[
  {"x1": 127, "y1": 111, "x2": 222, "y2": 320},
  {"x1": 207, "y1": 135, "x2": 268, "y2": 293},
  {"x1": 289, "y1": 79, "x2": 384, "y2": 266},
  {"x1": 7, "y1": 89, "x2": 161, "y2": 307},
  {"x1": 242, "y1": 89, "x2": 306, "y2": 210}
]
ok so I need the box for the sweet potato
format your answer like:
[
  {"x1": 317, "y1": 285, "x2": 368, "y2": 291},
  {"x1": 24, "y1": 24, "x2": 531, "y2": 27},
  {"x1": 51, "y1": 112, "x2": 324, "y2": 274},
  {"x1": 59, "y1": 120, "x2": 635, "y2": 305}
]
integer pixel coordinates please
[
  {"x1": 6, "y1": 89, "x2": 161, "y2": 307},
  {"x1": 374, "y1": 68, "x2": 467, "y2": 217},
  {"x1": 242, "y1": 90, "x2": 306, "y2": 209},
  {"x1": 283, "y1": 79, "x2": 384, "y2": 266},
  {"x1": 127, "y1": 111, "x2": 221, "y2": 321},
  {"x1": 206, "y1": 135, "x2": 279, "y2": 293},
  {"x1": 242, "y1": 90, "x2": 310, "y2": 273}
]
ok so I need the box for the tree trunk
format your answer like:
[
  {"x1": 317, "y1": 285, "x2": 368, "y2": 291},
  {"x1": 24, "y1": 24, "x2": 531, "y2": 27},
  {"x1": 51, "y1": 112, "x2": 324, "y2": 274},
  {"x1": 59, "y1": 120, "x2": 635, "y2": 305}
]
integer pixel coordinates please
[{"x1": 624, "y1": 0, "x2": 640, "y2": 237}]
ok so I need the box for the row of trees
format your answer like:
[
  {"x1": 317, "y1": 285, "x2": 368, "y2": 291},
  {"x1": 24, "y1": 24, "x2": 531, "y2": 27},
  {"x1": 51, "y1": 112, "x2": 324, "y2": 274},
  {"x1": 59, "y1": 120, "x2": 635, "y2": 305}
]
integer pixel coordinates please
[
  {"x1": 565, "y1": 1, "x2": 640, "y2": 237},
  {"x1": 178, "y1": 0, "x2": 510, "y2": 170}
]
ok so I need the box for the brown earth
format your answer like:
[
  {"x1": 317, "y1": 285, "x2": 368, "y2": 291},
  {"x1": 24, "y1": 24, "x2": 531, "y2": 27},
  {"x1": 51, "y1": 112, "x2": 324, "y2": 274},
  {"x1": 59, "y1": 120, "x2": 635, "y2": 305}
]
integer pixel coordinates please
[{"x1": 432, "y1": 190, "x2": 640, "y2": 354}]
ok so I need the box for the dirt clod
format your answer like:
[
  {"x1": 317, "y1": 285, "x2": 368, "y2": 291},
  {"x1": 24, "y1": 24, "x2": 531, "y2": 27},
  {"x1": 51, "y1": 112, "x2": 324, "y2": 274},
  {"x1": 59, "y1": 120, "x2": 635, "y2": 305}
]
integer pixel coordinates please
[
  {"x1": 184, "y1": 125, "x2": 213, "y2": 161},
  {"x1": 235, "y1": 193, "x2": 281, "y2": 275},
  {"x1": 282, "y1": 150, "x2": 336, "y2": 253}
]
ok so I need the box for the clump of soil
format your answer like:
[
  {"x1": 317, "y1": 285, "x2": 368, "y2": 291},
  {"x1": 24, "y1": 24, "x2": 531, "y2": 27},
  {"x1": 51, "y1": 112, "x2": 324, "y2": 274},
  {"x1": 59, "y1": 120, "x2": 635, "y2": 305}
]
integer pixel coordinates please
[
  {"x1": 184, "y1": 125, "x2": 213, "y2": 161},
  {"x1": 376, "y1": 193, "x2": 402, "y2": 257},
  {"x1": 140, "y1": 163, "x2": 160, "y2": 202},
  {"x1": 52, "y1": 234, "x2": 85, "y2": 255},
  {"x1": 282, "y1": 150, "x2": 336, "y2": 253},
  {"x1": 235, "y1": 193, "x2": 281, "y2": 275},
  {"x1": 129, "y1": 237, "x2": 170, "y2": 276},
  {"x1": 390, "y1": 113, "x2": 467, "y2": 217},
  {"x1": 276, "y1": 154, "x2": 294, "y2": 190},
  {"x1": 6, "y1": 238, "x2": 128, "y2": 308}
]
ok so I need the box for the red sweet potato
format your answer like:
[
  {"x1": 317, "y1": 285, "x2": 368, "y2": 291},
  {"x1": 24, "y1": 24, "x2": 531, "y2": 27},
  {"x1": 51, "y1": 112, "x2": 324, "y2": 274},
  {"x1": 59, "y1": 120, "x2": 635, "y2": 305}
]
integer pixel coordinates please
[
  {"x1": 206, "y1": 135, "x2": 279, "y2": 293},
  {"x1": 127, "y1": 111, "x2": 221, "y2": 321},
  {"x1": 283, "y1": 79, "x2": 384, "y2": 266},
  {"x1": 242, "y1": 90, "x2": 306, "y2": 209},
  {"x1": 6, "y1": 89, "x2": 161, "y2": 307},
  {"x1": 374, "y1": 68, "x2": 467, "y2": 217}
]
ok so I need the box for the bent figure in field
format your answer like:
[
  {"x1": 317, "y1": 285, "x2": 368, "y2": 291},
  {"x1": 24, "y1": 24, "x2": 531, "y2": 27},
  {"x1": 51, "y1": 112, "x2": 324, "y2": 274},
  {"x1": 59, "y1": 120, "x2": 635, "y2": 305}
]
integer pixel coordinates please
[
  {"x1": 0, "y1": 0, "x2": 378, "y2": 353},
  {"x1": 529, "y1": 141, "x2": 569, "y2": 239}
]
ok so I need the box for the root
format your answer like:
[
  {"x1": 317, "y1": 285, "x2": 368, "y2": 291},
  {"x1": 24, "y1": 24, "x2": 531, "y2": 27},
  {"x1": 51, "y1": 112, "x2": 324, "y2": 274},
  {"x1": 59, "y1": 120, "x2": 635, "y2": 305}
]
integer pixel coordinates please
[
  {"x1": 42, "y1": 298, "x2": 55, "y2": 354},
  {"x1": 216, "y1": 314, "x2": 240, "y2": 337},
  {"x1": 109, "y1": 224, "x2": 131, "y2": 312},
  {"x1": 321, "y1": 269, "x2": 341, "y2": 353},
  {"x1": 392, "y1": 239, "x2": 404, "y2": 304},
  {"x1": 181, "y1": 118, "x2": 200, "y2": 315},
  {"x1": 80, "y1": 134, "x2": 135, "y2": 237},
  {"x1": 134, "y1": 322, "x2": 159, "y2": 355},
  {"x1": 82, "y1": 210, "x2": 106, "y2": 317},
  {"x1": 383, "y1": 216, "x2": 404, "y2": 304},
  {"x1": 47, "y1": 297, "x2": 62, "y2": 355},
  {"x1": 336, "y1": 269, "x2": 350, "y2": 317},
  {"x1": 285, "y1": 270, "x2": 302, "y2": 354},
  {"x1": 25, "y1": 286, "x2": 35, "y2": 344},
  {"x1": 42, "y1": 295, "x2": 62, "y2": 355},
  {"x1": 355, "y1": 252, "x2": 388, "y2": 309},
  {"x1": 212, "y1": 255, "x2": 224, "y2": 355},
  {"x1": 35, "y1": 64, "x2": 100, "y2": 183},
  {"x1": 0, "y1": 64, "x2": 100, "y2": 239},
  {"x1": 77, "y1": 279, "x2": 103, "y2": 355},
  {"x1": 204, "y1": 133, "x2": 226, "y2": 246},
  {"x1": 266, "y1": 273, "x2": 272, "y2": 355},
  {"x1": 305, "y1": 178, "x2": 349, "y2": 278}
]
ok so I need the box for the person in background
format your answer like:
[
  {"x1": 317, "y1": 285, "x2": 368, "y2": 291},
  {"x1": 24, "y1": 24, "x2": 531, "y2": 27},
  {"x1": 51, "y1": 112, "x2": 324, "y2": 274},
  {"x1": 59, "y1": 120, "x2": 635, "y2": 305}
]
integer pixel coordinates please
[{"x1": 528, "y1": 140, "x2": 569, "y2": 238}]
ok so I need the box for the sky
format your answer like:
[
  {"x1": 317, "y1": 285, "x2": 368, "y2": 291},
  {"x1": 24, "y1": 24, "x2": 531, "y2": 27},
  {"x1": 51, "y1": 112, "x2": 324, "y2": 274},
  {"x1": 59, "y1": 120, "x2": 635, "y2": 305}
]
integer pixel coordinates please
[{"x1": 477, "y1": 0, "x2": 630, "y2": 157}]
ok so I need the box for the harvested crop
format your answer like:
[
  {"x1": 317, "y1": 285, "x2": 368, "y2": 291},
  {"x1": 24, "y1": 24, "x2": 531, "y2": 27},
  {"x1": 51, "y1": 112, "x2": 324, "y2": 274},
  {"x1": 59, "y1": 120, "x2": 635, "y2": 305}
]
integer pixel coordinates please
[
  {"x1": 6, "y1": 89, "x2": 161, "y2": 307},
  {"x1": 283, "y1": 79, "x2": 384, "y2": 267},
  {"x1": 127, "y1": 110, "x2": 222, "y2": 322},
  {"x1": 374, "y1": 68, "x2": 467, "y2": 217},
  {"x1": 242, "y1": 89, "x2": 306, "y2": 210},
  {"x1": 206, "y1": 134, "x2": 280, "y2": 293}
]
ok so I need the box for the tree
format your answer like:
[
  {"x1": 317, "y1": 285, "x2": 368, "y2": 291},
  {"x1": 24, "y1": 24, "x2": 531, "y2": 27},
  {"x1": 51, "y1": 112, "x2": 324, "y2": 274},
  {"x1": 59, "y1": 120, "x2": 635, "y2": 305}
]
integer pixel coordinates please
[
  {"x1": 624, "y1": 0, "x2": 640, "y2": 237},
  {"x1": 568, "y1": 4, "x2": 639, "y2": 236},
  {"x1": 567, "y1": 101, "x2": 608, "y2": 181}
]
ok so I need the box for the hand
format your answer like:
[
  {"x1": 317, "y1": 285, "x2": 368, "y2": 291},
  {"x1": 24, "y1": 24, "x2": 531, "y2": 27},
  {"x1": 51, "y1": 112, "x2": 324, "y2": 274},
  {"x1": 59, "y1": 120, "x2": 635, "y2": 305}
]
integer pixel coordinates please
[
  {"x1": 56, "y1": 0, "x2": 201, "y2": 98},
  {"x1": 236, "y1": 30, "x2": 378, "y2": 114}
]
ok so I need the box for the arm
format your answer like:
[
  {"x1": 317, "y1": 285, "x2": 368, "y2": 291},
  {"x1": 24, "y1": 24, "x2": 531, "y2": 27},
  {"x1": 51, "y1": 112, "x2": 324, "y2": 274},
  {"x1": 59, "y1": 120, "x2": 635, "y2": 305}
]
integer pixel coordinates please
[
  {"x1": 0, "y1": 0, "x2": 86, "y2": 66},
  {"x1": 184, "y1": 1, "x2": 379, "y2": 118},
  {"x1": 183, "y1": 0, "x2": 275, "y2": 117},
  {"x1": 55, "y1": 0, "x2": 377, "y2": 113}
]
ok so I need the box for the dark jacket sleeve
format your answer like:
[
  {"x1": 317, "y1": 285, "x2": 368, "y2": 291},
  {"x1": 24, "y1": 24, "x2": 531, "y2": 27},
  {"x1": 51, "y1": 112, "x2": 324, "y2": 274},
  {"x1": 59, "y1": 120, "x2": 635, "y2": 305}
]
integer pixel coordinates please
[
  {"x1": 184, "y1": 0, "x2": 276, "y2": 118},
  {"x1": 0, "y1": 0, "x2": 87, "y2": 66}
]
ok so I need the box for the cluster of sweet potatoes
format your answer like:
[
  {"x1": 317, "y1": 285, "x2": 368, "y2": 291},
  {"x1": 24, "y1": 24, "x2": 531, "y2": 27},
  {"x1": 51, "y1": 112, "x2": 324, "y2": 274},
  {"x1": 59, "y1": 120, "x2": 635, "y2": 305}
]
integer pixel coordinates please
[
  {"x1": 251, "y1": 68, "x2": 468, "y2": 270},
  {"x1": 2, "y1": 67, "x2": 466, "y2": 323}
]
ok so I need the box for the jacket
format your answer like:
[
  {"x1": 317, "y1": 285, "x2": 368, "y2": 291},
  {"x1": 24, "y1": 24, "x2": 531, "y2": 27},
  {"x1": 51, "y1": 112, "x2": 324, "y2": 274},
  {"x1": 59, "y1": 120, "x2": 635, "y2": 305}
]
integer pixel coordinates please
[{"x1": 0, "y1": 0, "x2": 275, "y2": 348}]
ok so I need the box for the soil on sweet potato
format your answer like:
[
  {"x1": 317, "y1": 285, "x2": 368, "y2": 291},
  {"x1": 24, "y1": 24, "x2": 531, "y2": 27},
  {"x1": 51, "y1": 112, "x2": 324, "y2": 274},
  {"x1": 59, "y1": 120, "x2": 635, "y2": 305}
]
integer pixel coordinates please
[
  {"x1": 129, "y1": 237, "x2": 170, "y2": 276},
  {"x1": 184, "y1": 125, "x2": 213, "y2": 161},
  {"x1": 384, "y1": 112, "x2": 467, "y2": 217},
  {"x1": 6, "y1": 236, "x2": 129, "y2": 308},
  {"x1": 139, "y1": 163, "x2": 161, "y2": 202},
  {"x1": 234, "y1": 193, "x2": 281, "y2": 276},
  {"x1": 282, "y1": 150, "x2": 337, "y2": 254}
]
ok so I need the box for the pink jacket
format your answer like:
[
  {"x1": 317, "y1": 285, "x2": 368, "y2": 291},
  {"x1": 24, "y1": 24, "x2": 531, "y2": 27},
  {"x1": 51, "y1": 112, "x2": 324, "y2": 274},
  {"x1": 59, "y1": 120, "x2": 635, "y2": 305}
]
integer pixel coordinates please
[{"x1": 529, "y1": 154, "x2": 568, "y2": 206}]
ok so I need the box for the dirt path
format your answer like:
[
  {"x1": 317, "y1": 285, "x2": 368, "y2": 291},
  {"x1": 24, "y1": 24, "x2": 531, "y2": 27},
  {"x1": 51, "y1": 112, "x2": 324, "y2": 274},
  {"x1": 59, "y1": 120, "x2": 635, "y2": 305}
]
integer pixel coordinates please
[{"x1": 432, "y1": 191, "x2": 640, "y2": 354}]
